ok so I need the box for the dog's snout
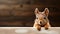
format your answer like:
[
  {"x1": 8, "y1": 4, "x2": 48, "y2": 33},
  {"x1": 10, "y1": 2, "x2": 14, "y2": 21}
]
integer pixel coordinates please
[{"x1": 40, "y1": 21, "x2": 42, "y2": 24}]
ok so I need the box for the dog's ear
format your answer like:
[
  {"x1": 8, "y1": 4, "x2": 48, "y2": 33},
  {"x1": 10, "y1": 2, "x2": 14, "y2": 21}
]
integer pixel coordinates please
[
  {"x1": 35, "y1": 8, "x2": 39, "y2": 14},
  {"x1": 44, "y1": 8, "x2": 49, "y2": 16}
]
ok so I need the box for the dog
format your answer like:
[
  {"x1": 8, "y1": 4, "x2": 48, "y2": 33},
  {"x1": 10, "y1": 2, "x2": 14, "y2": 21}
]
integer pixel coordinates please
[{"x1": 33, "y1": 8, "x2": 51, "y2": 31}]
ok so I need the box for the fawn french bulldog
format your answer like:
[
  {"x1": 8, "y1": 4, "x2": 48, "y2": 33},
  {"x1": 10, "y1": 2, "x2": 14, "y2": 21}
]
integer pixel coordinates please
[{"x1": 33, "y1": 8, "x2": 51, "y2": 31}]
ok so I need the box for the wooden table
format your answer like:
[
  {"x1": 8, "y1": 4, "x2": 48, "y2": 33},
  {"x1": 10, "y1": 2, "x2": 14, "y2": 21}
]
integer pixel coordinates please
[{"x1": 0, "y1": 27, "x2": 60, "y2": 34}]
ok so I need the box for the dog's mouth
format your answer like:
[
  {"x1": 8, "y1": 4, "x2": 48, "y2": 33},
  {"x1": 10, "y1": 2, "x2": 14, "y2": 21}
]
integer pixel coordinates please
[{"x1": 40, "y1": 21, "x2": 47, "y2": 26}]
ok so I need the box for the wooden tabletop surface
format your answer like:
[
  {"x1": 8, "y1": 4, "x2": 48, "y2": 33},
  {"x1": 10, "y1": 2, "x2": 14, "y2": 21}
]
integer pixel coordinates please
[{"x1": 0, "y1": 27, "x2": 60, "y2": 34}]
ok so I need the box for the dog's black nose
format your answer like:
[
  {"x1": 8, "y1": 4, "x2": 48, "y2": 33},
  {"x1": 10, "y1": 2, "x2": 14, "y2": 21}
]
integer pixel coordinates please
[
  {"x1": 40, "y1": 21, "x2": 42, "y2": 24},
  {"x1": 40, "y1": 22, "x2": 42, "y2": 23}
]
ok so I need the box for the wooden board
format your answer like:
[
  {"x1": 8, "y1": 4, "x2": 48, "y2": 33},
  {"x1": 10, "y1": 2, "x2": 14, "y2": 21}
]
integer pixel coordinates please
[{"x1": 0, "y1": 27, "x2": 60, "y2": 34}]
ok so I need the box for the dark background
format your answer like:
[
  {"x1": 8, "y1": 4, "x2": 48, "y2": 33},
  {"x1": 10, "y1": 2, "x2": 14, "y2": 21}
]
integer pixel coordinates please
[{"x1": 0, "y1": 0, "x2": 60, "y2": 27}]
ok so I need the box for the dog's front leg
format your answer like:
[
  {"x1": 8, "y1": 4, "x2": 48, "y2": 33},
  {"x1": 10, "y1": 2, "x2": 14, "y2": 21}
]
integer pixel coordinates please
[
  {"x1": 36, "y1": 24, "x2": 41, "y2": 31},
  {"x1": 34, "y1": 24, "x2": 41, "y2": 31},
  {"x1": 44, "y1": 23, "x2": 51, "y2": 30}
]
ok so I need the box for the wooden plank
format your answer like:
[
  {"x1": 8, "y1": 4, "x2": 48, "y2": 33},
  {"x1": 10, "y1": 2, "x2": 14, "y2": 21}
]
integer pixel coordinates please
[
  {"x1": 0, "y1": 27, "x2": 59, "y2": 34},
  {"x1": 0, "y1": 4, "x2": 59, "y2": 10},
  {"x1": 0, "y1": 21, "x2": 33, "y2": 27},
  {"x1": 0, "y1": 0, "x2": 32, "y2": 4}
]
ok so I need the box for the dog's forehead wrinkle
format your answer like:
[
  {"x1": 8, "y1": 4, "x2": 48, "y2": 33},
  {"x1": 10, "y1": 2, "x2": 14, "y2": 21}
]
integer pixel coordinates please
[{"x1": 36, "y1": 12, "x2": 47, "y2": 19}]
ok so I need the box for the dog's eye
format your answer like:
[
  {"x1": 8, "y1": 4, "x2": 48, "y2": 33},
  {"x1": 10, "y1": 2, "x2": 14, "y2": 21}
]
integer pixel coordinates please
[
  {"x1": 44, "y1": 17, "x2": 46, "y2": 19},
  {"x1": 36, "y1": 18, "x2": 38, "y2": 19}
]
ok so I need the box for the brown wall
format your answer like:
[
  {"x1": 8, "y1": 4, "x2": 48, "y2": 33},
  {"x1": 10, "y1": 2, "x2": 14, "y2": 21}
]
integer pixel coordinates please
[{"x1": 0, "y1": 0, "x2": 60, "y2": 27}]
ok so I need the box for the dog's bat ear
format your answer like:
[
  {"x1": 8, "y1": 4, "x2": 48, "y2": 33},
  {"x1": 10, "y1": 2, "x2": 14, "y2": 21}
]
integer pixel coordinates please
[
  {"x1": 44, "y1": 8, "x2": 49, "y2": 16},
  {"x1": 35, "y1": 8, "x2": 39, "y2": 14}
]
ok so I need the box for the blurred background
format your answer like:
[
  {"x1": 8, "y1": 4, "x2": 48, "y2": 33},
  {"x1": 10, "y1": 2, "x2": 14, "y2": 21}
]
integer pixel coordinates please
[{"x1": 0, "y1": 0, "x2": 60, "y2": 27}]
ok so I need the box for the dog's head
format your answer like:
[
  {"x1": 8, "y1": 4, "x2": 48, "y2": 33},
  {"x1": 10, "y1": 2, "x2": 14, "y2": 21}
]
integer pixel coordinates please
[{"x1": 34, "y1": 8, "x2": 49, "y2": 25}]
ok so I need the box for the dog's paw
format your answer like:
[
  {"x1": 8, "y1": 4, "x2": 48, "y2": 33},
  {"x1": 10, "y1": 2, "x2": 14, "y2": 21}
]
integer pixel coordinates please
[
  {"x1": 37, "y1": 28, "x2": 41, "y2": 31},
  {"x1": 45, "y1": 28, "x2": 48, "y2": 30}
]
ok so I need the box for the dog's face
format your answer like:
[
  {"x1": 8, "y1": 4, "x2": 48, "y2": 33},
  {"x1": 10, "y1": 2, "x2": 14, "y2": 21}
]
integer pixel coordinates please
[{"x1": 35, "y1": 8, "x2": 49, "y2": 25}]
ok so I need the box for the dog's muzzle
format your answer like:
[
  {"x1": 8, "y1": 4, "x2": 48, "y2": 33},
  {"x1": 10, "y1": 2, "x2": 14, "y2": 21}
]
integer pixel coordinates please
[{"x1": 40, "y1": 21, "x2": 47, "y2": 27}]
